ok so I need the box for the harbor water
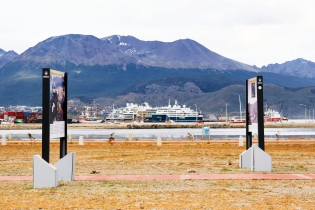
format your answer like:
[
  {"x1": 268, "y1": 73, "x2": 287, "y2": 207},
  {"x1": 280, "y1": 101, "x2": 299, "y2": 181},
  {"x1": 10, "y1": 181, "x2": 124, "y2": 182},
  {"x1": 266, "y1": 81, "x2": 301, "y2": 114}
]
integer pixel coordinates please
[{"x1": 0, "y1": 127, "x2": 314, "y2": 141}]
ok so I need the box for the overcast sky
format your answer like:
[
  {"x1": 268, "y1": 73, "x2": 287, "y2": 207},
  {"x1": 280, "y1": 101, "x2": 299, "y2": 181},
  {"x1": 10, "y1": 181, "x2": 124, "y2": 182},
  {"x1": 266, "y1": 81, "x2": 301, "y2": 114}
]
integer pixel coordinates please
[{"x1": 1, "y1": 0, "x2": 314, "y2": 67}]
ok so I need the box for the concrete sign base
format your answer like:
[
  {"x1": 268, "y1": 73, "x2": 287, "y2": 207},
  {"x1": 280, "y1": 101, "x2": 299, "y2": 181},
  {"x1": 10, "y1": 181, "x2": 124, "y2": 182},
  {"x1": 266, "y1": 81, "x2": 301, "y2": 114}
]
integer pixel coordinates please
[
  {"x1": 33, "y1": 152, "x2": 76, "y2": 188},
  {"x1": 33, "y1": 155, "x2": 58, "y2": 188},
  {"x1": 240, "y1": 144, "x2": 272, "y2": 172},
  {"x1": 54, "y1": 152, "x2": 76, "y2": 181},
  {"x1": 239, "y1": 146, "x2": 253, "y2": 168}
]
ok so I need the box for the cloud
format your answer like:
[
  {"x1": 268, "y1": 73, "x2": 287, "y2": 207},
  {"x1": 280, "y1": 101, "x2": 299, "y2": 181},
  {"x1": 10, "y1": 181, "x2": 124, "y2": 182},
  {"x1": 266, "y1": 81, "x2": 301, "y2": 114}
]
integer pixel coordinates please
[{"x1": 1, "y1": 0, "x2": 315, "y2": 67}]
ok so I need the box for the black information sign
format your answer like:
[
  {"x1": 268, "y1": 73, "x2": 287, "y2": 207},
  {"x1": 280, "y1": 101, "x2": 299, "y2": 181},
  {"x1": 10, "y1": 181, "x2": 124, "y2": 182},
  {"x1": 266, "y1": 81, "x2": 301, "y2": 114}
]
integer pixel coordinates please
[
  {"x1": 246, "y1": 76, "x2": 264, "y2": 150},
  {"x1": 42, "y1": 68, "x2": 68, "y2": 163}
]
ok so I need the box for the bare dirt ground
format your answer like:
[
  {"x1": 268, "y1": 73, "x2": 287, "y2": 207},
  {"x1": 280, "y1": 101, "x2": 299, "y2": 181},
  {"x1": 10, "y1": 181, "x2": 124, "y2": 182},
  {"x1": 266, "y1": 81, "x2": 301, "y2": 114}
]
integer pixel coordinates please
[{"x1": 1, "y1": 140, "x2": 315, "y2": 209}]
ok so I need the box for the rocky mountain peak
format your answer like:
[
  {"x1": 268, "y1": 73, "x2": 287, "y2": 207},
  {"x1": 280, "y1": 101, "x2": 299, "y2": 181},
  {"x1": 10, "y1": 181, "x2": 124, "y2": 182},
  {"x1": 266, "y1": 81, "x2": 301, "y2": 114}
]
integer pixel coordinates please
[
  {"x1": 262, "y1": 58, "x2": 315, "y2": 79},
  {"x1": 0, "y1": 49, "x2": 19, "y2": 68},
  {"x1": 0, "y1": 48, "x2": 5, "y2": 56},
  {"x1": 6, "y1": 34, "x2": 259, "y2": 71}
]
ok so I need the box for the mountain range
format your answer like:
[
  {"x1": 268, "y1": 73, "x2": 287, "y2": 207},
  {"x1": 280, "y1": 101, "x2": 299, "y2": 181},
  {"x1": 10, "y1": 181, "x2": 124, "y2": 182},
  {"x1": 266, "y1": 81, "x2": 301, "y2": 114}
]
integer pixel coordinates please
[
  {"x1": 9, "y1": 34, "x2": 260, "y2": 71},
  {"x1": 0, "y1": 34, "x2": 314, "y2": 118},
  {"x1": 262, "y1": 58, "x2": 315, "y2": 79}
]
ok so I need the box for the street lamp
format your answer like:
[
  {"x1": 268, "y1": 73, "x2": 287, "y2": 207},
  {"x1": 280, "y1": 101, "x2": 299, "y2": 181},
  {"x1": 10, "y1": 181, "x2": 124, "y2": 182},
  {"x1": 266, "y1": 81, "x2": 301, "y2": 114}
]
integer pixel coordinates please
[
  {"x1": 300, "y1": 104, "x2": 306, "y2": 122},
  {"x1": 194, "y1": 104, "x2": 197, "y2": 123}
]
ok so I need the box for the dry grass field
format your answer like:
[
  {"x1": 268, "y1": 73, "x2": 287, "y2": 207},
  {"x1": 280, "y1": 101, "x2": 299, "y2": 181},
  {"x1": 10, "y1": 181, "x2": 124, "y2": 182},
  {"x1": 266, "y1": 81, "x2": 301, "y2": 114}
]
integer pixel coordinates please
[{"x1": 1, "y1": 140, "x2": 315, "y2": 209}]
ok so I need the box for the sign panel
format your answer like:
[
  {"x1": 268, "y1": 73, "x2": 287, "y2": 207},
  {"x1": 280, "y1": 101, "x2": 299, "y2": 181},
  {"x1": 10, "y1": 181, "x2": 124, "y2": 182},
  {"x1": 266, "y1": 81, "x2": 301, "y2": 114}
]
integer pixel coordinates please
[
  {"x1": 247, "y1": 77, "x2": 258, "y2": 134},
  {"x1": 50, "y1": 70, "x2": 66, "y2": 138}
]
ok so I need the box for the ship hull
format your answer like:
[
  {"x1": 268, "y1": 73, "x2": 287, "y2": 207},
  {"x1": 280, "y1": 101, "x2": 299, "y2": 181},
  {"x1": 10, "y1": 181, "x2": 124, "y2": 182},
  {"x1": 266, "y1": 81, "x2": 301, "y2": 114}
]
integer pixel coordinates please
[
  {"x1": 79, "y1": 119, "x2": 103, "y2": 123},
  {"x1": 152, "y1": 114, "x2": 203, "y2": 122},
  {"x1": 264, "y1": 117, "x2": 281, "y2": 122},
  {"x1": 229, "y1": 119, "x2": 246, "y2": 124}
]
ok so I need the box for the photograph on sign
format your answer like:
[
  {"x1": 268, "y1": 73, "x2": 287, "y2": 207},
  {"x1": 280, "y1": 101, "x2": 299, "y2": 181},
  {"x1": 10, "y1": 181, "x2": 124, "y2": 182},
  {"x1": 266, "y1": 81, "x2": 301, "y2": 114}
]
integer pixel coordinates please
[
  {"x1": 247, "y1": 77, "x2": 258, "y2": 133},
  {"x1": 251, "y1": 82, "x2": 256, "y2": 98},
  {"x1": 50, "y1": 69, "x2": 65, "y2": 138}
]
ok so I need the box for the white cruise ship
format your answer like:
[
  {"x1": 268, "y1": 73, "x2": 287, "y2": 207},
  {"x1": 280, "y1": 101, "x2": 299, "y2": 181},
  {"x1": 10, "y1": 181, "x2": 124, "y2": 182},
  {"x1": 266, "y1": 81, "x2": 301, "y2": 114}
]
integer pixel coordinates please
[
  {"x1": 106, "y1": 101, "x2": 203, "y2": 123},
  {"x1": 106, "y1": 102, "x2": 157, "y2": 122},
  {"x1": 151, "y1": 100, "x2": 203, "y2": 122}
]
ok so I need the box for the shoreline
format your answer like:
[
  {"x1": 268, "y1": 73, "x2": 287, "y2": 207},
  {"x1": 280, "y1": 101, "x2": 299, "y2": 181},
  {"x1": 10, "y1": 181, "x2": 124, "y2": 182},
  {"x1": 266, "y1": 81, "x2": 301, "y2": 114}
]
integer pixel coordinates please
[{"x1": 0, "y1": 121, "x2": 314, "y2": 130}]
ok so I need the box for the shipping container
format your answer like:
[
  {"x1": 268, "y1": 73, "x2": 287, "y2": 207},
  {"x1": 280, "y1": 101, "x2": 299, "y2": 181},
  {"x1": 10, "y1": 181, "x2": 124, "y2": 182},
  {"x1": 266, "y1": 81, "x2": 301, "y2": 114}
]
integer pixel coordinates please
[
  {"x1": 8, "y1": 112, "x2": 15, "y2": 116},
  {"x1": 24, "y1": 112, "x2": 31, "y2": 117},
  {"x1": 16, "y1": 112, "x2": 24, "y2": 118}
]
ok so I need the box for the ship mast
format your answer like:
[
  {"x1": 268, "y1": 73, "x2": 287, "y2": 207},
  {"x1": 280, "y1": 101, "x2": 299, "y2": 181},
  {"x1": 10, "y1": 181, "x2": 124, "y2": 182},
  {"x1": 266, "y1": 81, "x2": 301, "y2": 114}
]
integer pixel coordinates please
[{"x1": 239, "y1": 95, "x2": 242, "y2": 120}]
